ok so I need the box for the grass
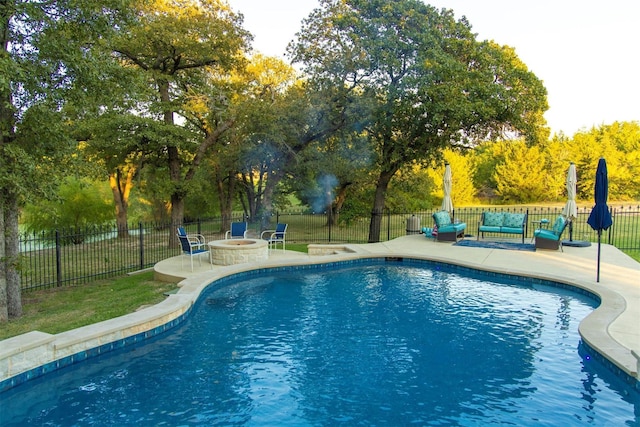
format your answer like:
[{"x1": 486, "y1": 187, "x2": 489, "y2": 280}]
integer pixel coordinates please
[
  {"x1": 0, "y1": 271, "x2": 176, "y2": 341},
  {"x1": 282, "y1": 243, "x2": 309, "y2": 253}
]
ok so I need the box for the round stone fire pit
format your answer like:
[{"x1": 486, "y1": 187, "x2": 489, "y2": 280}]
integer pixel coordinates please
[{"x1": 208, "y1": 239, "x2": 268, "y2": 266}]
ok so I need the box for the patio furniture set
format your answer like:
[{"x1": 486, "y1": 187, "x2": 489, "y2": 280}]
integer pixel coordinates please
[{"x1": 423, "y1": 211, "x2": 568, "y2": 251}]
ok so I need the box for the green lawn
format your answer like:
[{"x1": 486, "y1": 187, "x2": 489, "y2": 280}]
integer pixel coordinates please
[{"x1": 0, "y1": 271, "x2": 176, "y2": 341}]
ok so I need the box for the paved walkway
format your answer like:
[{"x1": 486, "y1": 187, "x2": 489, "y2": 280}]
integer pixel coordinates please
[{"x1": 155, "y1": 235, "x2": 640, "y2": 381}]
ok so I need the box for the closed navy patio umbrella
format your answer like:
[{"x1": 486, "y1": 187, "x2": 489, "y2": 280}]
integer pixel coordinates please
[{"x1": 586, "y1": 158, "x2": 613, "y2": 282}]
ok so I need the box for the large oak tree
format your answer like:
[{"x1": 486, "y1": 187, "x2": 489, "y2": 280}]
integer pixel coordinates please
[
  {"x1": 111, "y1": 0, "x2": 251, "y2": 246},
  {"x1": 290, "y1": 0, "x2": 549, "y2": 242}
]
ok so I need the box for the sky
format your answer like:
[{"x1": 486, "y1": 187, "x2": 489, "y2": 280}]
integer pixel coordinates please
[{"x1": 228, "y1": 0, "x2": 640, "y2": 136}]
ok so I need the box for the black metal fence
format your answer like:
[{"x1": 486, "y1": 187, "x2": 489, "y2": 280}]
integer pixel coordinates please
[{"x1": 18, "y1": 205, "x2": 640, "y2": 291}]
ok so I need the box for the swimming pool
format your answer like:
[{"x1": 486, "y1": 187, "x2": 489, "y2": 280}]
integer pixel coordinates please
[{"x1": 1, "y1": 261, "x2": 638, "y2": 425}]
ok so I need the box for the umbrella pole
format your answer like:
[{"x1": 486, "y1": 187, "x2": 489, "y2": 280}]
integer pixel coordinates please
[
  {"x1": 569, "y1": 220, "x2": 573, "y2": 241},
  {"x1": 596, "y1": 231, "x2": 602, "y2": 282}
]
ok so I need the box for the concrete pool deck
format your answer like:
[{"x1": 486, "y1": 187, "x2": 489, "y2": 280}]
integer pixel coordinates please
[{"x1": 1, "y1": 235, "x2": 639, "y2": 390}]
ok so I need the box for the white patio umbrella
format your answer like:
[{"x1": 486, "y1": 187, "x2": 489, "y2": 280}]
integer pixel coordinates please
[
  {"x1": 441, "y1": 163, "x2": 453, "y2": 213},
  {"x1": 562, "y1": 162, "x2": 578, "y2": 241}
]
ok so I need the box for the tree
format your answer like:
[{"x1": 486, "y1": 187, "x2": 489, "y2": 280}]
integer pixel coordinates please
[
  {"x1": 589, "y1": 122, "x2": 640, "y2": 200},
  {"x1": 110, "y1": 0, "x2": 252, "y2": 245},
  {"x1": 291, "y1": 129, "x2": 373, "y2": 225},
  {"x1": 177, "y1": 54, "x2": 303, "y2": 231},
  {"x1": 428, "y1": 150, "x2": 476, "y2": 207},
  {"x1": 494, "y1": 141, "x2": 548, "y2": 203},
  {"x1": 471, "y1": 141, "x2": 506, "y2": 201},
  {"x1": 230, "y1": 54, "x2": 300, "y2": 224},
  {"x1": 539, "y1": 136, "x2": 574, "y2": 201},
  {"x1": 229, "y1": 67, "x2": 355, "y2": 228},
  {"x1": 384, "y1": 164, "x2": 435, "y2": 212},
  {"x1": 21, "y1": 177, "x2": 114, "y2": 242},
  {"x1": 290, "y1": 0, "x2": 548, "y2": 242},
  {"x1": 76, "y1": 113, "x2": 162, "y2": 237},
  {"x1": 569, "y1": 123, "x2": 638, "y2": 201},
  {"x1": 0, "y1": 1, "x2": 135, "y2": 320}
]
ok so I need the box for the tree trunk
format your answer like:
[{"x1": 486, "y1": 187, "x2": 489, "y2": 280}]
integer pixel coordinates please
[
  {"x1": 240, "y1": 172, "x2": 258, "y2": 221},
  {"x1": 368, "y1": 169, "x2": 395, "y2": 243},
  {"x1": 0, "y1": 8, "x2": 11, "y2": 321},
  {"x1": 167, "y1": 142, "x2": 185, "y2": 248},
  {"x1": 169, "y1": 188, "x2": 185, "y2": 248},
  {"x1": 158, "y1": 77, "x2": 235, "y2": 246},
  {"x1": 5, "y1": 193, "x2": 21, "y2": 318},
  {"x1": 109, "y1": 167, "x2": 134, "y2": 238},
  {"x1": 159, "y1": 80, "x2": 185, "y2": 248},
  {"x1": 0, "y1": 200, "x2": 7, "y2": 322},
  {"x1": 327, "y1": 182, "x2": 350, "y2": 226}
]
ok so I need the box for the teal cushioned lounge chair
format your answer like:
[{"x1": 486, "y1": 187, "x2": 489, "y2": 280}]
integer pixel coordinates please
[
  {"x1": 534, "y1": 216, "x2": 568, "y2": 251},
  {"x1": 432, "y1": 211, "x2": 466, "y2": 242}
]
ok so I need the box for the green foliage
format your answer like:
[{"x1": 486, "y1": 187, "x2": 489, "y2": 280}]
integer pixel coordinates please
[
  {"x1": 570, "y1": 122, "x2": 640, "y2": 201},
  {"x1": 466, "y1": 121, "x2": 640, "y2": 204},
  {"x1": 471, "y1": 142, "x2": 504, "y2": 199},
  {"x1": 337, "y1": 186, "x2": 375, "y2": 225},
  {"x1": 290, "y1": 128, "x2": 374, "y2": 213},
  {"x1": 538, "y1": 138, "x2": 574, "y2": 200},
  {"x1": 291, "y1": 0, "x2": 548, "y2": 164},
  {"x1": 21, "y1": 177, "x2": 114, "y2": 237},
  {"x1": 428, "y1": 150, "x2": 476, "y2": 207},
  {"x1": 182, "y1": 166, "x2": 223, "y2": 220},
  {"x1": 289, "y1": 0, "x2": 549, "y2": 241},
  {"x1": 494, "y1": 142, "x2": 548, "y2": 203},
  {"x1": 386, "y1": 166, "x2": 436, "y2": 212}
]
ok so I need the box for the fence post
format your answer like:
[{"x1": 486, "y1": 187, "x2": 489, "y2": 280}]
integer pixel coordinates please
[
  {"x1": 387, "y1": 209, "x2": 391, "y2": 241},
  {"x1": 139, "y1": 222, "x2": 145, "y2": 270},
  {"x1": 55, "y1": 230, "x2": 62, "y2": 287},
  {"x1": 328, "y1": 212, "x2": 332, "y2": 243},
  {"x1": 608, "y1": 207, "x2": 614, "y2": 245}
]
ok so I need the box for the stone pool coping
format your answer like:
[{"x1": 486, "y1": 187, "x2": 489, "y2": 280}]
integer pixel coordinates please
[{"x1": 1, "y1": 235, "x2": 639, "y2": 392}]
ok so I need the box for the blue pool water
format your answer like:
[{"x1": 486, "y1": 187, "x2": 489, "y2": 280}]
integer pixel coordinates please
[{"x1": 1, "y1": 262, "x2": 638, "y2": 425}]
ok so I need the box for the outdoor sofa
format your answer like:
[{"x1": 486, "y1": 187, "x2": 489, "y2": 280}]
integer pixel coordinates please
[{"x1": 478, "y1": 211, "x2": 527, "y2": 243}]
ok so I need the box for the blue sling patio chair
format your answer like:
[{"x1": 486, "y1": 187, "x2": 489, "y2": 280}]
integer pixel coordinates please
[
  {"x1": 177, "y1": 230, "x2": 209, "y2": 271},
  {"x1": 225, "y1": 221, "x2": 248, "y2": 239},
  {"x1": 260, "y1": 223, "x2": 288, "y2": 252},
  {"x1": 177, "y1": 227, "x2": 206, "y2": 249}
]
